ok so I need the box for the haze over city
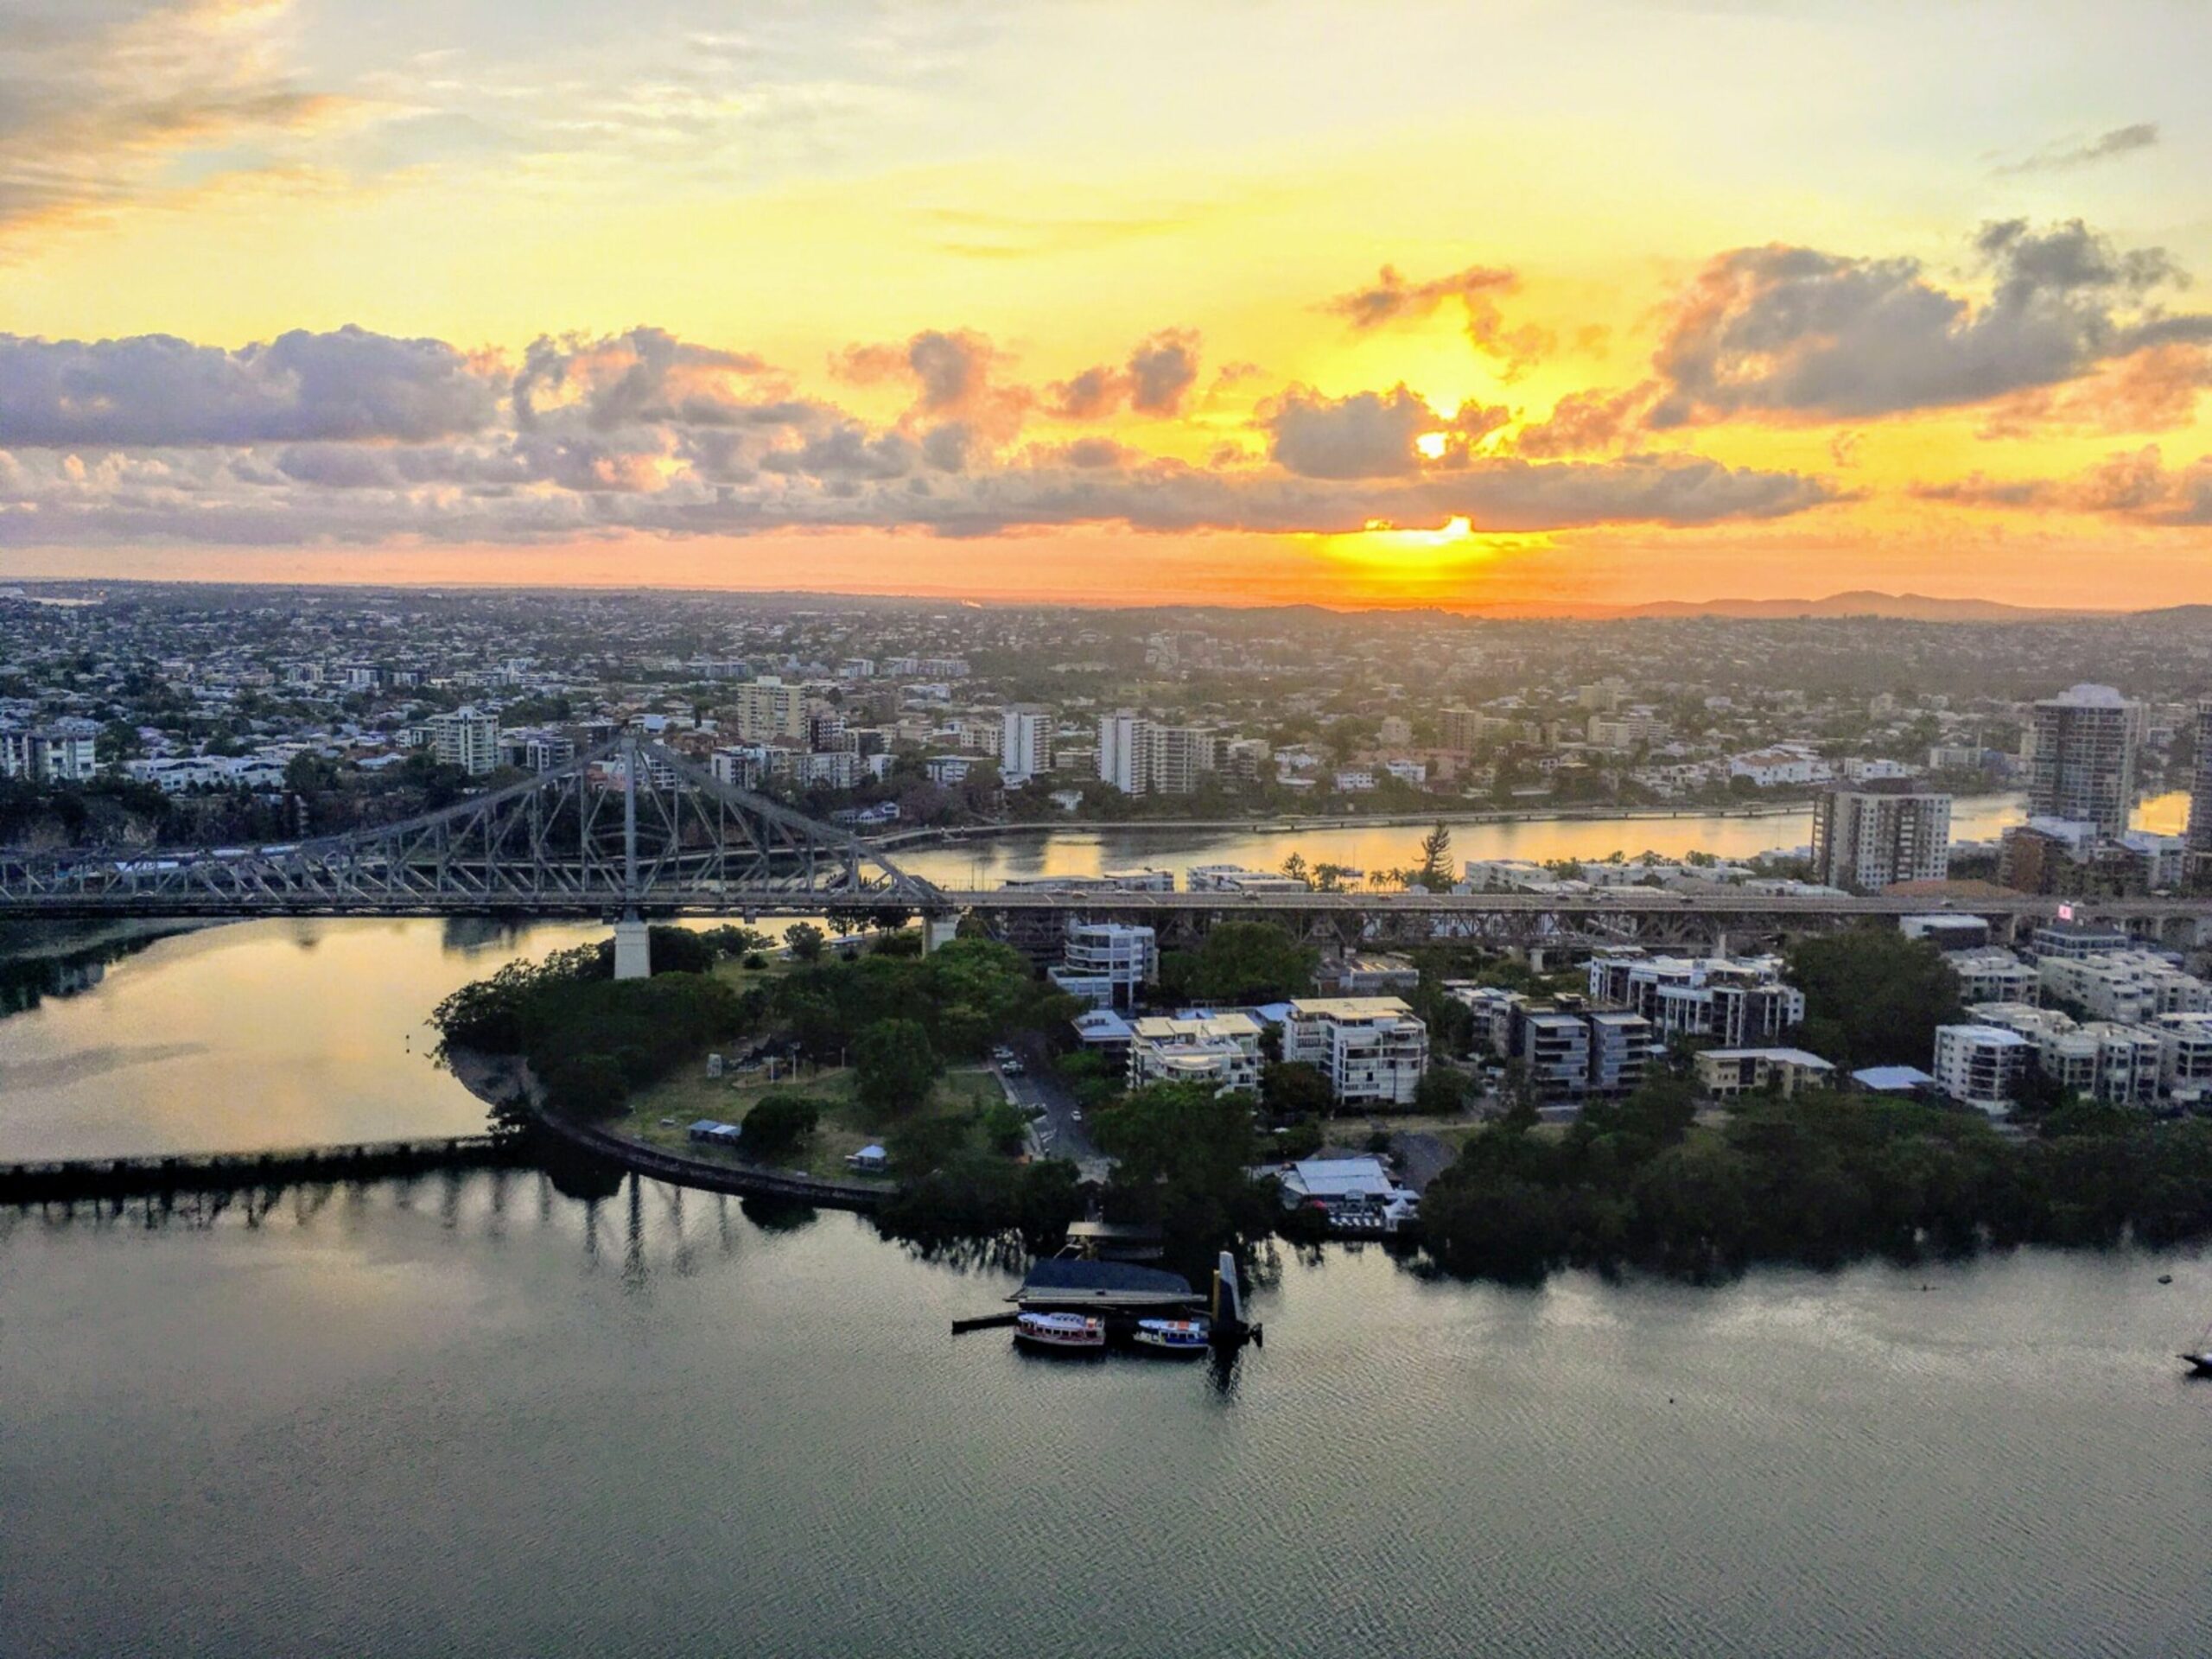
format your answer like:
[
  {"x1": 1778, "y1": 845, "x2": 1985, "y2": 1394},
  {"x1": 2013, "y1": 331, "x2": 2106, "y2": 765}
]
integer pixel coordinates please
[
  {"x1": 15, "y1": 8, "x2": 2212, "y2": 1658},
  {"x1": 3, "y1": 1, "x2": 2209, "y2": 609}
]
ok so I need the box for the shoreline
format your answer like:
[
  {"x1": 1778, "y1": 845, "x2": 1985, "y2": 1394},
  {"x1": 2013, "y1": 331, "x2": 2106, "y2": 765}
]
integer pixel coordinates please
[{"x1": 445, "y1": 1045, "x2": 895, "y2": 1210}]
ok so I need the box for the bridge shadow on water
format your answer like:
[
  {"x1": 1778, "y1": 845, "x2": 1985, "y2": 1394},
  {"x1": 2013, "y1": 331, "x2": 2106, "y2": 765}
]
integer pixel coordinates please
[{"x1": 0, "y1": 1165, "x2": 826, "y2": 1294}]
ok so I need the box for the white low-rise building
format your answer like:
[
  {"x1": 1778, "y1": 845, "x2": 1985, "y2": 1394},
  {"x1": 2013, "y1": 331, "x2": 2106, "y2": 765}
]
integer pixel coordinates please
[
  {"x1": 1586, "y1": 949, "x2": 1804, "y2": 1046},
  {"x1": 1126, "y1": 1013, "x2": 1264, "y2": 1095},
  {"x1": 1694, "y1": 1046, "x2": 1836, "y2": 1099},
  {"x1": 2157, "y1": 1013, "x2": 2212, "y2": 1106},
  {"x1": 2037, "y1": 950, "x2": 2210, "y2": 1023},
  {"x1": 1948, "y1": 948, "x2": 2040, "y2": 1006},
  {"x1": 1281, "y1": 997, "x2": 1428, "y2": 1109},
  {"x1": 1047, "y1": 921, "x2": 1156, "y2": 1012},
  {"x1": 1933, "y1": 1024, "x2": 2035, "y2": 1115}
]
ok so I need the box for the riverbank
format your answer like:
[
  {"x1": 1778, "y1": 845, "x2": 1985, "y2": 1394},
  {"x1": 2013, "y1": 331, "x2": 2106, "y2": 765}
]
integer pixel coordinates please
[{"x1": 447, "y1": 1045, "x2": 898, "y2": 1210}]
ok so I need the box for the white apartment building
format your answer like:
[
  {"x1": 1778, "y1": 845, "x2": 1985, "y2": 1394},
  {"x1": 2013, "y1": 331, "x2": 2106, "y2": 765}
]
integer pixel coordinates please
[
  {"x1": 1150, "y1": 726, "x2": 1217, "y2": 795},
  {"x1": 2028, "y1": 683, "x2": 2144, "y2": 839},
  {"x1": 424, "y1": 709, "x2": 499, "y2": 776},
  {"x1": 1281, "y1": 997, "x2": 1429, "y2": 1109},
  {"x1": 1933, "y1": 1024, "x2": 2034, "y2": 1115},
  {"x1": 1126, "y1": 1013, "x2": 1265, "y2": 1095},
  {"x1": 710, "y1": 747, "x2": 767, "y2": 791},
  {"x1": 1588, "y1": 1012, "x2": 1656, "y2": 1096},
  {"x1": 1970, "y1": 1001, "x2": 2168, "y2": 1107},
  {"x1": 1518, "y1": 1008, "x2": 1592, "y2": 1099},
  {"x1": 1808, "y1": 782, "x2": 1952, "y2": 892},
  {"x1": 1586, "y1": 950, "x2": 1805, "y2": 1046},
  {"x1": 1000, "y1": 704, "x2": 1052, "y2": 780},
  {"x1": 730, "y1": 677, "x2": 807, "y2": 743},
  {"x1": 1047, "y1": 921, "x2": 1156, "y2": 1012},
  {"x1": 0, "y1": 717, "x2": 100, "y2": 782},
  {"x1": 1728, "y1": 746, "x2": 1830, "y2": 788},
  {"x1": 503, "y1": 731, "x2": 577, "y2": 774},
  {"x1": 1097, "y1": 710, "x2": 1152, "y2": 795},
  {"x1": 1948, "y1": 948, "x2": 2040, "y2": 1005},
  {"x1": 2156, "y1": 1012, "x2": 2212, "y2": 1106},
  {"x1": 2037, "y1": 950, "x2": 2211, "y2": 1023}
]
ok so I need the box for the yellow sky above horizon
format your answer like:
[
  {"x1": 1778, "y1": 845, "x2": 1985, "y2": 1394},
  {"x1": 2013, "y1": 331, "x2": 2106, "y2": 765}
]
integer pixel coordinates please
[{"x1": 0, "y1": 0, "x2": 2207, "y2": 611}]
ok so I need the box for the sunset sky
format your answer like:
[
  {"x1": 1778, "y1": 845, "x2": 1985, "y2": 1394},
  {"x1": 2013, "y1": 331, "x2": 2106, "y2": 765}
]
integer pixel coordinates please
[{"x1": 2, "y1": 0, "x2": 2209, "y2": 610}]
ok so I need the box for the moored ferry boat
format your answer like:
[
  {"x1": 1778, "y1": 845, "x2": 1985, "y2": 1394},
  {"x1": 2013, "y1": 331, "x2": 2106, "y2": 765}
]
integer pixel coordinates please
[
  {"x1": 1014, "y1": 1311, "x2": 1105, "y2": 1353},
  {"x1": 1130, "y1": 1317, "x2": 1210, "y2": 1357}
]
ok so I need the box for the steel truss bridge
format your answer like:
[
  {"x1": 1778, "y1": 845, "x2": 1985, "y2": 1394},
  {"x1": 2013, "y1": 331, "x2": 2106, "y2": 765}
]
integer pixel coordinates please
[
  {"x1": 0, "y1": 736, "x2": 946, "y2": 922},
  {"x1": 3, "y1": 747, "x2": 2209, "y2": 955}
]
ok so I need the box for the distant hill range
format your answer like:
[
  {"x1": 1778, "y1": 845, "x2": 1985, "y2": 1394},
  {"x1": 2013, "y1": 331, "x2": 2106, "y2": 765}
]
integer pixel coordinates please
[{"x1": 1614, "y1": 590, "x2": 2077, "y2": 621}]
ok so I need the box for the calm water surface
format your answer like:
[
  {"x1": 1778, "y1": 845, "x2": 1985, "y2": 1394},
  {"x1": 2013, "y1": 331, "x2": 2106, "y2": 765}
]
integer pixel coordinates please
[
  {"x1": 7, "y1": 798, "x2": 2211, "y2": 1656},
  {"x1": 6, "y1": 1182, "x2": 2212, "y2": 1657}
]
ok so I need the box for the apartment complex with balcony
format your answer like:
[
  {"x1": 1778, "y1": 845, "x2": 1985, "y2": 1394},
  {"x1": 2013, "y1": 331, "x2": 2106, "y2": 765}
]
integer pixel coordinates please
[{"x1": 1281, "y1": 997, "x2": 1429, "y2": 1109}]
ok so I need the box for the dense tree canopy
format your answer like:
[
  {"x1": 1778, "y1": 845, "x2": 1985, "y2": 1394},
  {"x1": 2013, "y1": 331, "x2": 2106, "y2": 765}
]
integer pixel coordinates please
[
  {"x1": 1786, "y1": 927, "x2": 1964, "y2": 1070},
  {"x1": 1092, "y1": 1082, "x2": 1280, "y2": 1263},
  {"x1": 1159, "y1": 921, "x2": 1318, "y2": 1005},
  {"x1": 1421, "y1": 1077, "x2": 2212, "y2": 1285},
  {"x1": 854, "y1": 1018, "x2": 942, "y2": 1115}
]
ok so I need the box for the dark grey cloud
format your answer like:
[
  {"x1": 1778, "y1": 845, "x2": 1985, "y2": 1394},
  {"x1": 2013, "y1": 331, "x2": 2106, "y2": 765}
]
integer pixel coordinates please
[
  {"x1": 1043, "y1": 329, "x2": 1205, "y2": 420},
  {"x1": 0, "y1": 431, "x2": 1834, "y2": 547},
  {"x1": 1043, "y1": 364, "x2": 1122, "y2": 420},
  {"x1": 1264, "y1": 385, "x2": 1507, "y2": 479},
  {"x1": 1125, "y1": 329, "x2": 1200, "y2": 416},
  {"x1": 0, "y1": 327, "x2": 501, "y2": 446},
  {"x1": 1646, "y1": 219, "x2": 2212, "y2": 427},
  {"x1": 759, "y1": 423, "x2": 918, "y2": 481},
  {"x1": 0, "y1": 314, "x2": 1837, "y2": 549},
  {"x1": 1265, "y1": 385, "x2": 1436, "y2": 479},
  {"x1": 512, "y1": 327, "x2": 790, "y2": 431},
  {"x1": 1993, "y1": 122, "x2": 2159, "y2": 175}
]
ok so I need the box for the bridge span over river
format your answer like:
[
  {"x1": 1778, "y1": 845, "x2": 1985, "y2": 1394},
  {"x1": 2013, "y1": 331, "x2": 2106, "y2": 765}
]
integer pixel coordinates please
[{"x1": 3, "y1": 737, "x2": 2208, "y2": 957}]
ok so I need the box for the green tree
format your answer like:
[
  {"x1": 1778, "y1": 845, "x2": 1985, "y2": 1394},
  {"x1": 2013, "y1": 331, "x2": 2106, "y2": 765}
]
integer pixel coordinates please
[
  {"x1": 784, "y1": 922, "x2": 827, "y2": 963},
  {"x1": 981, "y1": 1099, "x2": 1032, "y2": 1156},
  {"x1": 743, "y1": 1093, "x2": 822, "y2": 1159},
  {"x1": 1280, "y1": 851, "x2": 1311, "y2": 886},
  {"x1": 1414, "y1": 1066, "x2": 1470, "y2": 1116},
  {"x1": 1160, "y1": 921, "x2": 1317, "y2": 1003},
  {"x1": 854, "y1": 1017, "x2": 942, "y2": 1115},
  {"x1": 1413, "y1": 821, "x2": 1454, "y2": 892},
  {"x1": 1262, "y1": 1059, "x2": 1333, "y2": 1119},
  {"x1": 647, "y1": 925, "x2": 714, "y2": 976},
  {"x1": 1787, "y1": 928, "x2": 1965, "y2": 1069},
  {"x1": 1091, "y1": 1082, "x2": 1276, "y2": 1262}
]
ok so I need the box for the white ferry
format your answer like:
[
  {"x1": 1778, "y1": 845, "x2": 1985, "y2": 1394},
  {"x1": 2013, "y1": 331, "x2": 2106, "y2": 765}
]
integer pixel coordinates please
[
  {"x1": 1131, "y1": 1317, "x2": 1210, "y2": 1357},
  {"x1": 1014, "y1": 1311, "x2": 1105, "y2": 1353}
]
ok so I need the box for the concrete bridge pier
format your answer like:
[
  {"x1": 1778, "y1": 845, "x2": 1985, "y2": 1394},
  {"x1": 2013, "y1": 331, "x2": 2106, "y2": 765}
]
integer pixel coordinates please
[
  {"x1": 613, "y1": 912, "x2": 651, "y2": 980},
  {"x1": 922, "y1": 913, "x2": 961, "y2": 955}
]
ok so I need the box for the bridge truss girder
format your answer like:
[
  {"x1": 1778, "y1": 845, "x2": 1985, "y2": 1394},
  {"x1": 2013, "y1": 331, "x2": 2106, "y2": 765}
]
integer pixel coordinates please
[{"x1": 0, "y1": 738, "x2": 946, "y2": 919}]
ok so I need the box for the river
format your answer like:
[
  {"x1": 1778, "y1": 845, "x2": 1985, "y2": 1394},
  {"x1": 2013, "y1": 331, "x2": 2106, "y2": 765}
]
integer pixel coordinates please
[
  {"x1": 6, "y1": 796, "x2": 2211, "y2": 1656},
  {"x1": 891, "y1": 791, "x2": 2038, "y2": 888},
  {"x1": 7, "y1": 1174, "x2": 2212, "y2": 1657}
]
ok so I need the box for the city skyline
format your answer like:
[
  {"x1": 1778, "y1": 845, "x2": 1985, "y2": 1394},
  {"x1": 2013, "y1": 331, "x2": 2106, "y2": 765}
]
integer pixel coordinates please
[{"x1": 3, "y1": 1, "x2": 2209, "y2": 610}]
